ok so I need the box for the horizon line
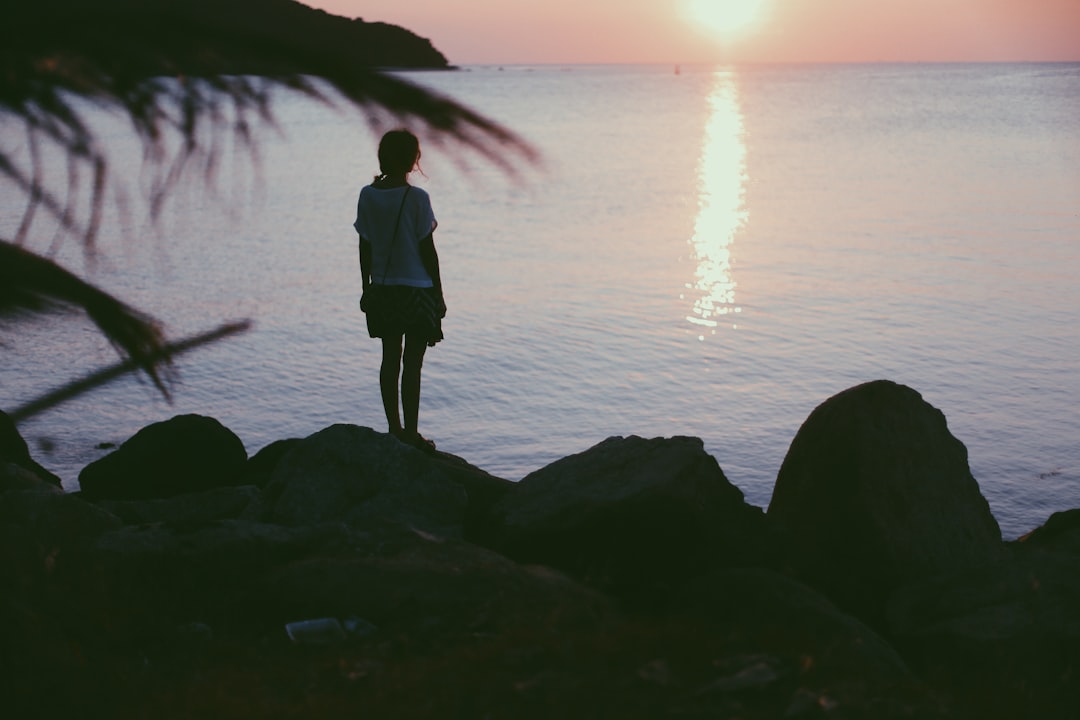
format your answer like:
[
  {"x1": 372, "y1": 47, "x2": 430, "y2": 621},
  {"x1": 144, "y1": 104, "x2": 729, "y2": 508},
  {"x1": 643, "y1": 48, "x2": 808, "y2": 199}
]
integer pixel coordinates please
[{"x1": 418, "y1": 59, "x2": 1080, "y2": 71}]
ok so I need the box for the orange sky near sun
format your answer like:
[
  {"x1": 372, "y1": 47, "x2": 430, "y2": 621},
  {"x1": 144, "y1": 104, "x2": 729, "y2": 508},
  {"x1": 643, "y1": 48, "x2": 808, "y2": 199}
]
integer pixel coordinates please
[{"x1": 308, "y1": 0, "x2": 1080, "y2": 64}]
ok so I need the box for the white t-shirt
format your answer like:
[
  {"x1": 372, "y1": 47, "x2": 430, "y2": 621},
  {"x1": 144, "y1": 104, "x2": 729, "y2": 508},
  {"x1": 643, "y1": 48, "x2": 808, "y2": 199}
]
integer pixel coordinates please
[{"x1": 354, "y1": 185, "x2": 439, "y2": 287}]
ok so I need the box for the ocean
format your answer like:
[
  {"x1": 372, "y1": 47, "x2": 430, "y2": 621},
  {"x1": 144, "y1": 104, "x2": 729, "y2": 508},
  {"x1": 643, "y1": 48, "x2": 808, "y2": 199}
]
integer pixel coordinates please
[{"x1": 2, "y1": 63, "x2": 1078, "y2": 538}]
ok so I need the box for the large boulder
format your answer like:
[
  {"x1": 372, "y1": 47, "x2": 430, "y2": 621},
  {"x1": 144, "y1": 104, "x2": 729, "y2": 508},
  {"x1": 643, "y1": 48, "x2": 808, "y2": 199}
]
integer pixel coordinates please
[
  {"x1": 237, "y1": 438, "x2": 303, "y2": 489},
  {"x1": 86, "y1": 516, "x2": 609, "y2": 645},
  {"x1": 426, "y1": 450, "x2": 515, "y2": 542},
  {"x1": 0, "y1": 409, "x2": 62, "y2": 487},
  {"x1": 1018, "y1": 508, "x2": 1080, "y2": 557},
  {"x1": 256, "y1": 533, "x2": 610, "y2": 643},
  {"x1": 887, "y1": 544, "x2": 1080, "y2": 719},
  {"x1": 79, "y1": 414, "x2": 247, "y2": 500},
  {"x1": 1, "y1": 462, "x2": 56, "y2": 494},
  {"x1": 93, "y1": 485, "x2": 261, "y2": 527},
  {"x1": 88, "y1": 519, "x2": 358, "y2": 638},
  {"x1": 767, "y1": 380, "x2": 1003, "y2": 619},
  {"x1": 0, "y1": 485, "x2": 121, "y2": 542},
  {"x1": 672, "y1": 568, "x2": 948, "y2": 718},
  {"x1": 263, "y1": 424, "x2": 468, "y2": 537},
  {"x1": 484, "y1": 435, "x2": 769, "y2": 603},
  {"x1": 0, "y1": 485, "x2": 124, "y2": 701}
]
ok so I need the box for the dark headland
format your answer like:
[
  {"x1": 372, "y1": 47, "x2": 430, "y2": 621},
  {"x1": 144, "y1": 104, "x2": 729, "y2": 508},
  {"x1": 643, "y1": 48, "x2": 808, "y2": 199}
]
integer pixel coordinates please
[
  {"x1": 11, "y1": 0, "x2": 452, "y2": 74},
  {"x1": 3, "y1": 380, "x2": 1078, "y2": 719}
]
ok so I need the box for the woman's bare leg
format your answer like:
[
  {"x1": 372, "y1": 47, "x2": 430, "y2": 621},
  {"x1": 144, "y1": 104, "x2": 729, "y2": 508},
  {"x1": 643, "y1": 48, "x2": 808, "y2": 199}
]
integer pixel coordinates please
[
  {"x1": 380, "y1": 335, "x2": 404, "y2": 435},
  {"x1": 401, "y1": 334, "x2": 428, "y2": 437}
]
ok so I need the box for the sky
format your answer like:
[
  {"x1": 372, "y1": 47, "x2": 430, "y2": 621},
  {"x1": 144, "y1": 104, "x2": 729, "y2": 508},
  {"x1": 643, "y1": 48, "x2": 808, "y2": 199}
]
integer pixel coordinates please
[{"x1": 310, "y1": 0, "x2": 1080, "y2": 65}]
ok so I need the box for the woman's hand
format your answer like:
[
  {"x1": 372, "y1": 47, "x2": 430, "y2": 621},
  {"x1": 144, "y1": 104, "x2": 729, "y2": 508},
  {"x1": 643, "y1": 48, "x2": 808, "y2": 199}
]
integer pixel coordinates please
[{"x1": 359, "y1": 235, "x2": 373, "y2": 291}]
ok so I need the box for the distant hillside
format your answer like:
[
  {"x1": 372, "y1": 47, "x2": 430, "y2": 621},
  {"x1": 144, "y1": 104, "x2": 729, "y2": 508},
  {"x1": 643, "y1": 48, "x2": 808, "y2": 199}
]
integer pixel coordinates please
[
  {"x1": 228, "y1": 0, "x2": 453, "y2": 69},
  {"x1": 10, "y1": 0, "x2": 452, "y2": 74}
]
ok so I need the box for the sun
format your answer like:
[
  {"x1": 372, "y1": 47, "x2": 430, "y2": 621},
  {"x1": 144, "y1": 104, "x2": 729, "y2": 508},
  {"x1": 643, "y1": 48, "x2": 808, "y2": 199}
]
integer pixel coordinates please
[{"x1": 681, "y1": 0, "x2": 767, "y2": 41}]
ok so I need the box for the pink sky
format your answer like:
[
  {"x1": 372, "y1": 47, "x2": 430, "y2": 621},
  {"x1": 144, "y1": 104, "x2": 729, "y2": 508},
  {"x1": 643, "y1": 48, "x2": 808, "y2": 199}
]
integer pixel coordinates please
[{"x1": 309, "y1": 0, "x2": 1080, "y2": 64}]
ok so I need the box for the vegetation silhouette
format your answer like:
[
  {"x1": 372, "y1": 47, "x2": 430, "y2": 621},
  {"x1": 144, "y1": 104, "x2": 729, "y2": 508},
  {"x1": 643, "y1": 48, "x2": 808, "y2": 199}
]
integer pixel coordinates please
[{"x1": 2, "y1": 0, "x2": 536, "y2": 416}]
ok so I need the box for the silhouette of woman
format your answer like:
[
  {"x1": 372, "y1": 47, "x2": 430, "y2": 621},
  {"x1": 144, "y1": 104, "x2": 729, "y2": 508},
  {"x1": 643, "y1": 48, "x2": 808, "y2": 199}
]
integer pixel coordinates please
[{"x1": 354, "y1": 129, "x2": 445, "y2": 451}]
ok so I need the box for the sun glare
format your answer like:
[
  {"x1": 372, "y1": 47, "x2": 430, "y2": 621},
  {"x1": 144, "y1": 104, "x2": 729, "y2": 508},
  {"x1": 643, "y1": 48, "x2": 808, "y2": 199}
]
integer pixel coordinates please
[
  {"x1": 682, "y1": 0, "x2": 767, "y2": 41},
  {"x1": 685, "y1": 71, "x2": 747, "y2": 338}
]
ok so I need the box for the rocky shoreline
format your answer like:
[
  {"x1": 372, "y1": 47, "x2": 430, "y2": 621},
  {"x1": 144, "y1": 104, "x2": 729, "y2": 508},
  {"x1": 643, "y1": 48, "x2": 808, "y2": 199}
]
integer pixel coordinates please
[{"x1": 2, "y1": 379, "x2": 1078, "y2": 718}]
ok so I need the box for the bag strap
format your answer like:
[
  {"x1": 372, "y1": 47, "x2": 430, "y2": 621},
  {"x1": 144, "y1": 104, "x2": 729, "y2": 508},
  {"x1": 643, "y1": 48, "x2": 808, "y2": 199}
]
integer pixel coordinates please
[{"x1": 378, "y1": 186, "x2": 411, "y2": 285}]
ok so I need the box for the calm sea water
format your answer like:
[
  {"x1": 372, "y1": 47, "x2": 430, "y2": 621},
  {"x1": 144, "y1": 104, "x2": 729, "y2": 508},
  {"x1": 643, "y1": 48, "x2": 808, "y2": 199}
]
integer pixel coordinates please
[{"x1": 3, "y1": 63, "x2": 1078, "y2": 538}]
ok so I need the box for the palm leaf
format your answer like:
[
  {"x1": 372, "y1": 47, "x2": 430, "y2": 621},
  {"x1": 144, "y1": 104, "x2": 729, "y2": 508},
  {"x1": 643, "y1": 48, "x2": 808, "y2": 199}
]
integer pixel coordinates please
[
  {"x1": 0, "y1": 239, "x2": 172, "y2": 397},
  {"x1": 1, "y1": 0, "x2": 536, "y2": 410}
]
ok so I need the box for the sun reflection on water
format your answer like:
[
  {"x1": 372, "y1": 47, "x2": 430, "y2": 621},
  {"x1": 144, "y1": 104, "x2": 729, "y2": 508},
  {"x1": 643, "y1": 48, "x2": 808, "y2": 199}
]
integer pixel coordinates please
[{"x1": 685, "y1": 70, "x2": 747, "y2": 339}]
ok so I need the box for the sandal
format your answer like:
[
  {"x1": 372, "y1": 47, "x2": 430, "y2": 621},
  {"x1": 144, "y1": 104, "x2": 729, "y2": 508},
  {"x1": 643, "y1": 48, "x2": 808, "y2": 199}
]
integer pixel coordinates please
[
  {"x1": 392, "y1": 429, "x2": 437, "y2": 454},
  {"x1": 409, "y1": 434, "x2": 437, "y2": 453}
]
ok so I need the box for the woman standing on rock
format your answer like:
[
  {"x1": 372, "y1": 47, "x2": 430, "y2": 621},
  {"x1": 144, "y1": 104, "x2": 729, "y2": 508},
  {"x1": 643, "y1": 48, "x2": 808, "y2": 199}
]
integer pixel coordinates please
[{"x1": 354, "y1": 129, "x2": 445, "y2": 452}]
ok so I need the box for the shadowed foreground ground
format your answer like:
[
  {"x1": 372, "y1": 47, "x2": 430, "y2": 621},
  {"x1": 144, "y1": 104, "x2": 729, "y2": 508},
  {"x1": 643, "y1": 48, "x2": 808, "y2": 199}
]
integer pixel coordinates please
[{"x1": 3, "y1": 381, "x2": 1078, "y2": 719}]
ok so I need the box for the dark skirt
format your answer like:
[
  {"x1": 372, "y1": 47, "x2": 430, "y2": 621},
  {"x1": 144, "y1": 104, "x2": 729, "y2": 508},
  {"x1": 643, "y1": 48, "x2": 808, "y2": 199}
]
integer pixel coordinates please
[{"x1": 362, "y1": 284, "x2": 445, "y2": 345}]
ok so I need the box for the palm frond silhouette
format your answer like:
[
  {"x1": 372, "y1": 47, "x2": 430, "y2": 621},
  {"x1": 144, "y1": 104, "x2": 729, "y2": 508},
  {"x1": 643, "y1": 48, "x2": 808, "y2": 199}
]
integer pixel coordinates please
[{"x1": 2, "y1": 0, "x2": 535, "y2": 417}]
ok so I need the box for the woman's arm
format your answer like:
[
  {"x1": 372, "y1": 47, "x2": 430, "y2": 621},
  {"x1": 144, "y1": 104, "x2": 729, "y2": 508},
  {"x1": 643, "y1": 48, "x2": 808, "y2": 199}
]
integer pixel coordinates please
[
  {"x1": 359, "y1": 236, "x2": 372, "y2": 291},
  {"x1": 419, "y1": 233, "x2": 442, "y2": 293}
]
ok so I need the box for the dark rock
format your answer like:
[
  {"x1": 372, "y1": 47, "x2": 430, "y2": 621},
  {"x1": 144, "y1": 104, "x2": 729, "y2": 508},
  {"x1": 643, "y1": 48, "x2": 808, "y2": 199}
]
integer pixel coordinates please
[
  {"x1": 174, "y1": 620, "x2": 215, "y2": 645},
  {"x1": 670, "y1": 568, "x2": 949, "y2": 718},
  {"x1": 0, "y1": 486, "x2": 123, "y2": 544},
  {"x1": 10, "y1": 391, "x2": 1070, "y2": 719},
  {"x1": 485, "y1": 435, "x2": 769, "y2": 603},
  {"x1": 425, "y1": 450, "x2": 514, "y2": 542},
  {"x1": 263, "y1": 424, "x2": 467, "y2": 537},
  {"x1": 0, "y1": 487, "x2": 124, "y2": 678},
  {"x1": 249, "y1": 430, "x2": 505, "y2": 532},
  {"x1": 239, "y1": 438, "x2": 303, "y2": 489},
  {"x1": 94, "y1": 485, "x2": 261, "y2": 527},
  {"x1": 1, "y1": 461, "x2": 56, "y2": 494},
  {"x1": 343, "y1": 615, "x2": 378, "y2": 639},
  {"x1": 0, "y1": 409, "x2": 62, "y2": 486},
  {"x1": 887, "y1": 544, "x2": 1080, "y2": 719},
  {"x1": 93, "y1": 518, "x2": 354, "y2": 569},
  {"x1": 0, "y1": 484, "x2": 120, "y2": 583},
  {"x1": 767, "y1": 380, "x2": 1002, "y2": 620},
  {"x1": 1018, "y1": 508, "x2": 1080, "y2": 556},
  {"x1": 678, "y1": 568, "x2": 915, "y2": 681},
  {"x1": 86, "y1": 516, "x2": 609, "y2": 647},
  {"x1": 78, "y1": 414, "x2": 247, "y2": 500},
  {"x1": 90, "y1": 519, "x2": 358, "y2": 635},
  {"x1": 256, "y1": 532, "x2": 609, "y2": 642},
  {"x1": 0, "y1": 595, "x2": 91, "y2": 719}
]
